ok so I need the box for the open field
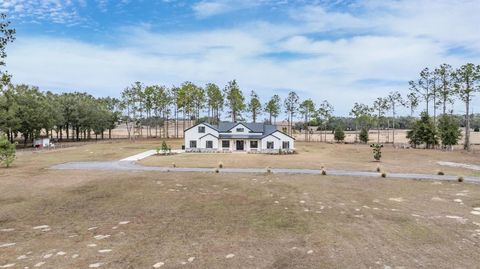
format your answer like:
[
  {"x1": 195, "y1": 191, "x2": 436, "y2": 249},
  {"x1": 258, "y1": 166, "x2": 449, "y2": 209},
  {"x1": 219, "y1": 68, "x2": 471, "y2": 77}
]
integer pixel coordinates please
[
  {"x1": 1, "y1": 140, "x2": 480, "y2": 268},
  {"x1": 140, "y1": 141, "x2": 480, "y2": 177},
  {"x1": 294, "y1": 129, "x2": 480, "y2": 144}
]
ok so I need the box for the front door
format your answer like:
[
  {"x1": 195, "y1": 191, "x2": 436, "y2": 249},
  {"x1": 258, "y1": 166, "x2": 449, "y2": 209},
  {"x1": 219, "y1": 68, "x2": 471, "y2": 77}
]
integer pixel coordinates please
[{"x1": 236, "y1": 140, "x2": 244, "y2": 151}]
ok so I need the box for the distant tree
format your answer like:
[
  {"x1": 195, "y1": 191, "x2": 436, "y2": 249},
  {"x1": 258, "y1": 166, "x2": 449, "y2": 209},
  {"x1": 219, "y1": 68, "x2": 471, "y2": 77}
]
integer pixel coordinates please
[
  {"x1": 0, "y1": 13, "x2": 15, "y2": 68},
  {"x1": 191, "y1": 85, "x2": 205, "y2": 122},
  {"x1": 121, "y1": 82, "x2": 143, "y2": 140},
  {"x1": 387, "y1": 91, "x2": 404, "y2": 146},
  {"x1": 405, "y1": 92, "x2": 419, "y2": 117},
  {"x1": 206, "y1": 83, "x2": 223, "y2": 124},
  {"x1": 171, "y1": 86, "x2": 180, "y2": 138},
  {"x1": 318, "y1": 100, "x2": 333, "y2": 142},
  {"x1": 284, "y1": 91, "x2": 299, "y2": 135},
  {"x1": 265, "y1": 94, "x2": 280, "y2": 124},
  {"x1": 435, "y1": 63, "x2": 455, "y2": 115},
  {"x1": 142, "y1": 85, "x2": 155, "y2": 137},
  {"x1": 334, "y1": 127, "x2": 345, "y2": 142},
  {"x1": 350, "y1": 102, "x2": 372, "y2": 143},
  {"x1": 0, "y1": 84, "x2": 20, "y2": 143},
  {"x1": 373, "y1": 97, "x2": 389, "y2": 143},
  {"x1": 224, "y1": 80, "x2": 245, "y2": 122},
  {"x1": 409, "y1": 68, "x2": 434, "y2": 116},
  {"x1": 178, "y1": 81, "x2": 197, "y2": 131},
  {"x1": 0, "y1": 134, "x2": 15, "y2": 168},
  {"x1": 453, "y1": 63, "x2": 480, "y2": 151},
  {"x1": 151, "y1": 85, "x2": 170, "y2": 138},
  {"x1": 299, "y1": 99, "x2": 316, "y2": 141},
  {"x1": 103, "y1": 97, "x2": 121, "y2": 139},
  {"x1": 437, "y1": 114, "x2": 462, "y2": 149},
  {"x1": 247, "y1": 91, "x2": 262, "y2": 123},
  {"x1": 406, "y1": 112, "x2": 438, "y2": 149}
]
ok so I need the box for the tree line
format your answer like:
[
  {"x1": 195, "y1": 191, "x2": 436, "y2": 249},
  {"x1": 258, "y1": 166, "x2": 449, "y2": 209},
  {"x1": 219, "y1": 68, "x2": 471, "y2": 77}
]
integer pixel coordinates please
[
  {"x1": 0, "y1": 84, "x2": 121, "y2": 145},
  {"x1": 347, "y1": 63, "x2": 480, "y2": 150}
]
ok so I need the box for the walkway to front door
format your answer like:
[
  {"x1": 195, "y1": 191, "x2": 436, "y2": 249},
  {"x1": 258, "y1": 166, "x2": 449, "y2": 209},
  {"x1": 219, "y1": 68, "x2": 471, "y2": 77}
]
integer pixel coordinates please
[{"x1": 236, "y1": 140, "x2": 244, "y2": 151}]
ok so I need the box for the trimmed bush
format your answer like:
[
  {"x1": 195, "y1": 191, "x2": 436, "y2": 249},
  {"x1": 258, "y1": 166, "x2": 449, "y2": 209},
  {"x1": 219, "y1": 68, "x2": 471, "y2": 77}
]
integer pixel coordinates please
[
  {"x1": 359, "y1": 128, "x2": 369, "y2": 144},
  {"x1": 334, "y1": 127, "x2": 345, "y2": 142},
  {"x1": 370, "y1": 143, "x2": 383, "y2": 161}
]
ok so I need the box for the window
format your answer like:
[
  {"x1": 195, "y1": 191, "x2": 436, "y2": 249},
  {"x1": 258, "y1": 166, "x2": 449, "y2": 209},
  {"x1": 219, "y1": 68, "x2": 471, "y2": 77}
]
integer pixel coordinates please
[
  {"x1": 222, "y1": 140, "x2": 230, "y2": 148},
  {"x1": 282, "y1": 141, "x2": 290, "y2": 149},
  {"x1": 250, "y1": 141, "x2": 258, "y2": 148},
  {"x1": 206, "y1": 140, "x2": 213, "y2": 148},
  {"x1": 236, "y1": 127, "x2": 244, "y2": 132},
  {"x1": 190, "y1": 140, "x2": 197, "y2": 148},
  {"x1": 267, "y1": 141, "x2": 274, "y2": 149},
  {"x1": 198, "y1": 126, "x2": 205, "y2": 133}
]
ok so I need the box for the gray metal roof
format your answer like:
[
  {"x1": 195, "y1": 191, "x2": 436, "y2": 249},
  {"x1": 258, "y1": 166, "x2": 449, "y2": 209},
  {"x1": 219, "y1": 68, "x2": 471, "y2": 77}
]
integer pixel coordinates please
[
  {"x1": 219, "y1": 134, "x2": 264, "y2": 139},
  {"x1": 186, "y1": 121, "x2": 295, "y2": 140},
  {"x1": 212, "y1": 122, "x2": 277, "y2": 136}
]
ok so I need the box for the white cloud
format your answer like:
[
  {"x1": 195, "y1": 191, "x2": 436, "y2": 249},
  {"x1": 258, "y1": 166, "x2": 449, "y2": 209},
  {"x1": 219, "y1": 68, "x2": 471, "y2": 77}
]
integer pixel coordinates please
[
  {"x1": 191, "y1": 0, "x2": 265, "y2": 18},
  {"x1": 1, "y1": 0, "x2": 83, "y2": 24},
  {"x1": 6, "y1": 0, "x2": 480, "y2": 116}
]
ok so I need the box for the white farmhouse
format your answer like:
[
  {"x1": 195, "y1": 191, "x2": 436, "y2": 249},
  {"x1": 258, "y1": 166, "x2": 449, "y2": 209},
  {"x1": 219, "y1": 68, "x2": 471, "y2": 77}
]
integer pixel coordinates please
[{"x1": 184, "y1": 122, "x2": 295, "y2": 152}]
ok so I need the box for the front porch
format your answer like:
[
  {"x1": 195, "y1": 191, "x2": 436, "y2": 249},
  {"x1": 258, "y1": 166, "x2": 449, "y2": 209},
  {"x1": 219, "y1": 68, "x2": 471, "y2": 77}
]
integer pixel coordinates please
[{"x1": 220, "y1": 139, "x2": 260, "y2": 152}]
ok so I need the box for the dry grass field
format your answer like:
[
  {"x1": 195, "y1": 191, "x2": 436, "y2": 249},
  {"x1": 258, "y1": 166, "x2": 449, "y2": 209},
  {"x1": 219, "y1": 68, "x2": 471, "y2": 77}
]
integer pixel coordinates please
[
  {"x1": 140, "y1": 141, "x2": 480, "y2": 177},
  {"x1": 1, "y1": 140, "x2": 480, "y2": 268}
]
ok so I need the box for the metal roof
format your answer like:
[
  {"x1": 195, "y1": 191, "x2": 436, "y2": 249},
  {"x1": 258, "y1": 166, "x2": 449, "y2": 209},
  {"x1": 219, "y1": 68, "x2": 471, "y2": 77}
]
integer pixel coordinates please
[{"x1": 185, "y1": 121, "x2": 295, "y2": 140}]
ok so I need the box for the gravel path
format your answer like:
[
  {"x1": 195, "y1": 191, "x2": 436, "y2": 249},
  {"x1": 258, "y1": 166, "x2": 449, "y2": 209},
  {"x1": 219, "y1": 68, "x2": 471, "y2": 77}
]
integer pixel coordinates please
[
  {"x1": 437, "y1": 161, "x2": 480, "y2": 171},
  {"x1": 51, "y1": 161, "x2": 480, "y2": 184}
]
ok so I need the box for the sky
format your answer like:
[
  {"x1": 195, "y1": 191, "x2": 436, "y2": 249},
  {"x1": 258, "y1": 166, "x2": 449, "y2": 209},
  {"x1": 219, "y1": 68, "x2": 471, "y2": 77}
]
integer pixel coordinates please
[{"x1": 1, "y1": 0, "x2": 480, "y2": 117}]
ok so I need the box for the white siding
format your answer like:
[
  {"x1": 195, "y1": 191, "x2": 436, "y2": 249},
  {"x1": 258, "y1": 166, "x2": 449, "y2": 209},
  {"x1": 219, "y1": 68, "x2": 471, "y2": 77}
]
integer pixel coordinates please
[
  {"x1": 199, "y1": 134, "x2": 219, "y2": 149},
  {"x1": 184, "y1": 124, "x2": 219, "y2": 149},
  {"x1": 261, "y1": 131, "x2": 295, "y2": 150}
]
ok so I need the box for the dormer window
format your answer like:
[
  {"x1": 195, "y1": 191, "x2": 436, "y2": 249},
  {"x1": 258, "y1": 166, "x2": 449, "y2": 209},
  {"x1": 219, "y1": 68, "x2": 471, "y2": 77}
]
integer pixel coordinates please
[
  {"x1": 198, "y1": 126, "x2": 205, "y2": 133},
  {"x1": 236, "y1": 127, "x2": 244, "y2": 132}
]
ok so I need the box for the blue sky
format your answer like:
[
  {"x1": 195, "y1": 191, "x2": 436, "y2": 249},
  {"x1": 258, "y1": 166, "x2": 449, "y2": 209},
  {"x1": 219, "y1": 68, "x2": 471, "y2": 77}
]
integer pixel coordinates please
[{"x1": 2, "y1": 0, "x2": 480, "y2": 117}]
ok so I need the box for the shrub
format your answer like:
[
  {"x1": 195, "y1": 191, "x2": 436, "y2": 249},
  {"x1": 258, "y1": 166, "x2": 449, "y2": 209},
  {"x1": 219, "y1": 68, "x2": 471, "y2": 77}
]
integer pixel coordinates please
[
  {"x1": 381, "y1": 172, "x2": 387, "y2": 178},
  {"x1": 370, "y1": 143, "x2": 383, "y2": 161},
  {"x1": 406, "y1": 112, "x2": 438, "y2": 148},
  {"x1": 161, "y1": 141, "x2": 169, "y2": 155},
  {"x1": 156, "y1": 147, "x2": 161, "y2": 155},
  {"x1": 334, "y1": 127, "x2": 345, "y2": 142},
  {"x1": 0, "y1": 135, "x2": 16, "y2": 168},
  {"x1": 438, "y1": 114, "x2": 462, "y2": 148},
  {"x1": 321, "y1": 169, "x2": 327, "y2": 175},
  {"x1": 376, "y1": 165, "x2": 381, "y2": 172},
  {"x1": 474, "y1": 127, "x2": 479, "y2": 132},
  {"x1": 458, "y1": 176, "x2": 464, "y2": 182},
  {"x1": 218, "y1": 161, "x2": 223, "y2": 168},
  {"x1": 359, "y1": 128, "x2": 369, "y2": 144},
  {"x1": 266, "y1": 167, "x2": 272, "y2": 173},
  {"x1": 215, "y1": 168, "x2": 219, "y2": 173},
  {"x1": 437, "y1": 171, "x2": 444, "y2": 175},
  {"x1": 172, "y1": 162, "x2": 176, "y2": 168}
]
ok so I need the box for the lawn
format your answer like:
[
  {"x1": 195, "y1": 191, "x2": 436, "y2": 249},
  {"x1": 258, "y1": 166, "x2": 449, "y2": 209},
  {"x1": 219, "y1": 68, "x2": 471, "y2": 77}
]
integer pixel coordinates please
[
  {"x1": 140, "y1": 141, "x2": 480, "y2": 176},
  {"x1": 1, "y1": 140, "x2": 480, "y2": 268}
]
